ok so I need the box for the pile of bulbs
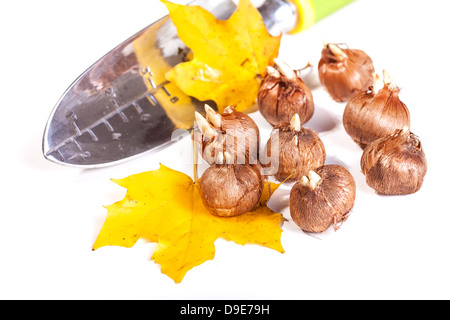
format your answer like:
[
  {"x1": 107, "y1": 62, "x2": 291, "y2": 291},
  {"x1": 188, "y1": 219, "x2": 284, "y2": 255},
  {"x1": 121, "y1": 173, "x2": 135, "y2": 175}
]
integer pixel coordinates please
[{"x1": 194, "y1": 43, "x2": 427, "y2": 233}]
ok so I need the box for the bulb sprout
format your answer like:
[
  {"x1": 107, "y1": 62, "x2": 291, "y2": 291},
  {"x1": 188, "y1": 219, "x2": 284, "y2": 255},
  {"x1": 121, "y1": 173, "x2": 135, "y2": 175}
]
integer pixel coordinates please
[
  {"x1": 266, "y1": 66, "x2": 281, "y2": 78},
  {"x1": 382, "y1": 69, "x2": 392, "y2": 85},
  {"x1": 382, "y1": 69, "x2": 399, "y2": 91},
  {"x1": 205, "y1": 104, "x2": 222, "y2": 129},
  {"x1": 216, "y1": 151, "x2": 224, "y2": 164},
  {"x1": 224, "y1": 151, "x2": 233, "y2": 164},
  {"x1": 273, "y1": 58, "x2": 296, "y2": 80},
  {"x1": 300, "y1": 176, "x2": 309, "y2": 186},
  {"x1": 372, "y1": 73, "x2": 384, "y2": 94},
  {"x1": 328, "y1": 43, "x2": 348, "y2": 61},
  {"x1": 300, "y1": 170, "x2": 322, "y2": 190},
  {"x1": 195, "y1": 111, "x2": 216, "y2": 139},
  {"x1": 289, "y1": 113, "x2": 301, "y2": 132},
  {"x1": 308, "y1": 170, "x2": 321, "y2": 189}
]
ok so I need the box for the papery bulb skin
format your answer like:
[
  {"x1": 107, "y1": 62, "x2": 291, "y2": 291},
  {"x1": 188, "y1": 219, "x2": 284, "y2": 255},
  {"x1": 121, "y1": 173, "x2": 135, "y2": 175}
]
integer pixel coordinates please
[
  {"x1": 290, "y1": 165, "x2": 356, "y2": 233},
  {"x1": 258, "y1": 59, "x2": 314, "y2": 127},
  {"x1": 198, "y1": 164, "x2": 264, "y2": 217},
  {"x1": 318, "y1": 43, "x2": 374, "y2": 102},
  {"x1": 263, "y1": 114, "x2": 325, "y2": 182},
  {"x1": 361, "y1": 127, "x2": 427, "y2": 195},
  {"x1": 343, "y1": 71, "x2": 410, "y2": 148},
  {"x1": 194, "y1": 105, "x2": 260, "y2": 165}
]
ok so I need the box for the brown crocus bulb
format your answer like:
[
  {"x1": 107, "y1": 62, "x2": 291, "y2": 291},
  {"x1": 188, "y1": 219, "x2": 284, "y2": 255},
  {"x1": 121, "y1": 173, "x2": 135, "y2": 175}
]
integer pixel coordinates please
[
  {"x1": 290, "y1": 165, "x2": 356, "y2": 233},
  {"x1": 343, "y1": 70, "x2": 411, "y2": 148},
  {"x1": 257, "y1": 58, "x2": 314, "y2": 126},
  {"x1": 361, "y1": 127, "x2": 427, "y2": 195},
  {"x1": 198, "y1": 164, "x2": 264, "y2": 217},
  {"x1": 195, "y1": 104, "x2": 260, "y2": 165},
  {"x1": 318, "y1": 43, "x2": 374, "y2": 102},
  {"x1": 262, "y1": 114, "x2": 326, "y2": 182}
]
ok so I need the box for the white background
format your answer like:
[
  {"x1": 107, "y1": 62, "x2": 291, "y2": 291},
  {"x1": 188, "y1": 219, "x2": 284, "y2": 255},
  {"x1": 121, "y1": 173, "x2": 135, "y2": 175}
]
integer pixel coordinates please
[{"x1": 1, "y1": 0, "x2": 449, "y2": 299}]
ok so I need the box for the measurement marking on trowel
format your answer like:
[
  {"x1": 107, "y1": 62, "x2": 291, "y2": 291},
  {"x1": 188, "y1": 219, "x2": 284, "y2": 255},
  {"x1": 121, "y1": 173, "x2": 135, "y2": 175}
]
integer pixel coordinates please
[
  {"x1": 45, "y1": 89, "x2": 154, "y2": 158},
  {"x1": 133, "y1": 102, "x2": 143, "y2": 114},
  {"x1": 67, "y1": 139, "x2": 91, "y2": 161},
  {"x1": 147, "y1": 93, "x2": 158, "y2": 106},
  {"x1": 141, "y1": 66, "x2": 153, "y2": 76},
  {"x1": 72, "y1": 138, "x2": 83, "y2": 151},
  {"x1": 161, "y1": 86, "x2": 171, "y2": 96},
  {"x1": 103, "y1": 119, "x2": 114, "y2": 132},
  {"x1": 148, "y1": 78, "x2": 157, "y2": 89},
  {"x1": 71, "y1": 121, "x2": 81, "y2": 135},
  {"x1": 67, "y1": 111, "x2": 82, "y2": 135},
  {"x1": 56, "y1": 150, "x2": 65, "y2": 162},
  {"x1": 142, "y1": 66, "x2": 157, "y2": 89},
  {"x1": 86, "y1": 129, "x2": 99, "y2": 142},
  {"x1": 46, "y1": 70, "x2": 174, "y2": 161},
  {"x1": 68, "y1": 151, "x2": 91, "y2": 161},
  {"x1": 105, "y1": 87, "x2": 128, "y2": 123}
]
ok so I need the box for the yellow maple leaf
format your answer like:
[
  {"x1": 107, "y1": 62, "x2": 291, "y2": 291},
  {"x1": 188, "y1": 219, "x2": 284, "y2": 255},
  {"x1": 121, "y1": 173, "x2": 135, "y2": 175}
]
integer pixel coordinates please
[
  {"x1": 93, "y1": 164, "x2": 284, "y2": 283},
  {"x1": 162, "y1": 0, "x2": 282, "y2": 113}
]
